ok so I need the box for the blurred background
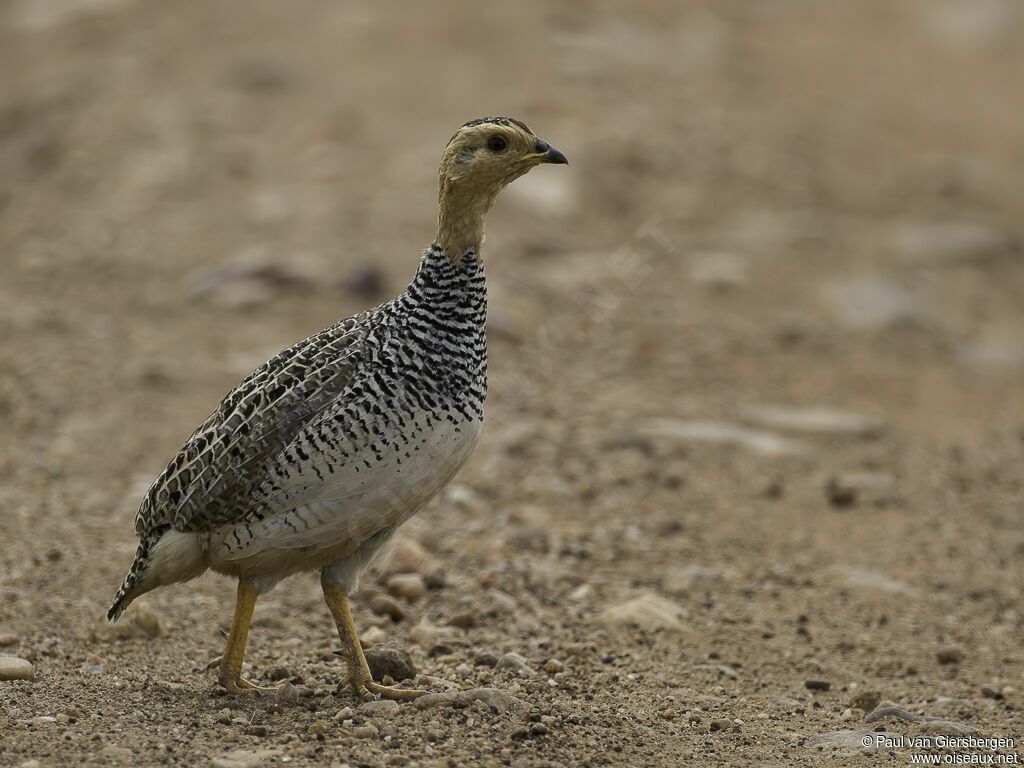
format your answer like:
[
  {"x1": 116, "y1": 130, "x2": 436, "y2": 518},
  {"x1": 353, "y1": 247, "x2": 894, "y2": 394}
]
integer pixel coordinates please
[{"x1": 2, "y1": 0, "x2": 1023, "y2": 763}]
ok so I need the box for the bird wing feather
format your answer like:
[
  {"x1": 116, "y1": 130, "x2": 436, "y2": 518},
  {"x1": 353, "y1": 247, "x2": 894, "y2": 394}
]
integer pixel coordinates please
[{"x1": 133, "y1": 311, "x2": 376, "y2": 537}]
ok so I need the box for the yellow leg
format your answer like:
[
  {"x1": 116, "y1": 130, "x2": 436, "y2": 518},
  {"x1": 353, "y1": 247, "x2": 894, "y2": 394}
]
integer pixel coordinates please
[
  {"x1": 216, "y1": 580, "x2": 276, "y2": 695},
  {"x1": 321, "y1": 573, "x2": 426, "y2": 701}
]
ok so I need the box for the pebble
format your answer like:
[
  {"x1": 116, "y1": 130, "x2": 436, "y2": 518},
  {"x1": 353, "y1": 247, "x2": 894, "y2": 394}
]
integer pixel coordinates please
[
  {"x1": 849, "y1": 691, "x2": 882, "y2": 712},
  {"x1": 864, "y1": 706, "x2": 921, "y2": 723},
  {"x1": 626, "y1": 419, "x2": 814, "y2": 458},
  {"x1": 245, "y1": 725, "x2": 269, "y2": 737},
  {"x1": 265, "y1": 666, "x2": 290, "y2": 682},
  {"x1": 306, "y1": 721, "x2": 329, "y2": 736},
  {"x1": 361, "y1": 699, "x2": 401, "y2": 716},
  {"x1": 956, "y1": 340, "x2": 1024, "y2": 370},
  {"x1": 414, "y1": 687, "x2": 521, "y2": 714},
  {"x1": 408, "y1": 619, "x2": 445, "y2": 649},
  {"x1": 210, "y1": 749, "x2": 282, "y2": 768},
  {"x1": 805, "y1": 679, "x2": 831, "y2": 692},
  {"x1": 474, "y1": 651, "x2": 500, "y2": 667},
  {"x1": 184, "y1": 247, "x2": 323, "y2": 308},
  {"x1": 369, "y1": 594, "x2": 406, "y2": 622},
  {"x1": 334, "y1": 706, "x2": 355, "y2": 721},
  {"x1": 843, "y1": 568, "x2": 913, "y2": 594},
  {"x1": 98, "y1": 746, "x2": 133, "y2": 762},
  {"x1": 351, "y1": 724, "x2": 379, "y2": 739},
  {"x1": 379, "y1": 537, "x2": 444, "y2": 583},
  {"x1": 919, "y1": 719, "x2": 975, "y2": 735},
  {"x1": 811, "y1": 730, "x2": 902, "y2": 753},
  {"x1": 689, "y1": 251, "x2": 748, "y2": 289},
  {"x1": 709, "y1": 718, "x2": 733, "y2": 732},
  {"x1": 894, "y1": 220, "x2": 1017, "y2": 266},
  {"x1": 663, "y1": 565, "x2": 728, "y2": 595},
  {"x1": 822, "y1": 275, "x2": 929, "y2": 331},
  {"x1": 360, "y1": 626, "x2": 388, "y2": 647},
  {"x1": 386, "y1": 573, "x2": 428, "y2": 602},
  {"x1": 449, "y1": 612, "x2": 477, "y2": 629},
  {"x1": 0, "y1": 633, "x2": 19, "y2": 647},
  {"x1": 0, "y1": 656, "x2": 34, "y2": 682},
  {"x1": 825, "y1": 472, "x2": 897, "y2": 508},
  {"x1": 980, "y1": 686, "x2": 1004, "y2": 700},
  {"x1": 595, "y1": 592, "x2": 686, "y2": 632},
  {"x1": 543, "y1": 659, "x2": 564, "y2": 674},
  {"x1": 90, "y1": 604, "x2": 162, "y2": 641},
  {"x1": 363, "y1": 646, "x2": 416, "y2": 682},
  {"x1": 495, "y1": 652, "x2": 534, "y2": 677},
  {"x1": 737, "y1": 405, "x2": 885, "y2": 438},
  {"x1": 79, "y1": 654, "x2": 107, "y2": 675},
  {"x1": 937, "y1": 646, "x2": 964, "y2": 664}
]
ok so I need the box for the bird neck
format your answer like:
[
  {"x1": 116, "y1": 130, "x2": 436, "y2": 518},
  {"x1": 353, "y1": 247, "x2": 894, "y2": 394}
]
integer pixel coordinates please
[{"x1": 435, "y1": 176, "x2": 502, "y2": 262}]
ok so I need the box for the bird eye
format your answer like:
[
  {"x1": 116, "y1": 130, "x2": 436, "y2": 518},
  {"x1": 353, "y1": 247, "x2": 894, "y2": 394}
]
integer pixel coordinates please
[{"x1": 487, "y1": 135, "x2": 507, "y2": 152}]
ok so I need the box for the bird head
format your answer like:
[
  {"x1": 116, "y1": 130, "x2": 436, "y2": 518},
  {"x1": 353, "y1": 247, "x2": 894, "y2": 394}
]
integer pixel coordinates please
[{"x1": 436, "y1": 117, "x2": 568, "y2": 259}]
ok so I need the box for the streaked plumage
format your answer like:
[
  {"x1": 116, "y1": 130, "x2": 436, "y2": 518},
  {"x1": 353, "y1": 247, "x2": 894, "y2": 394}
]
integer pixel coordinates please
[{"x1": 107, "y1": 117, "x2": 567, "y2": 698}]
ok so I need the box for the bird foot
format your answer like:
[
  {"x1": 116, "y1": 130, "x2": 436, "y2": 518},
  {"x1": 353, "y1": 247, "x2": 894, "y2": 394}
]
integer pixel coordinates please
[
  {"x1": 334, "y1": 668, "x2": 426, "y2": 701},
  {"x1": 207, "y1": 655, "x2": 277, "y2": 695}
]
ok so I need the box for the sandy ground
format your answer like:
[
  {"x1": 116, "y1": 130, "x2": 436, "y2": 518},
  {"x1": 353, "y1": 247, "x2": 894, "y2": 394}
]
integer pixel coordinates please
[{"x1": 2, "y1": 1, "x2": 1024, "y2": 766}]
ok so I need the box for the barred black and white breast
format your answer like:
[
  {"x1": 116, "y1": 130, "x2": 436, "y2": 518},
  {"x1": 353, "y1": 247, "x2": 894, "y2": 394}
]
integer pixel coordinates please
[{"x1": 109, "y1": 245, "x2": 487, "y2": 619}]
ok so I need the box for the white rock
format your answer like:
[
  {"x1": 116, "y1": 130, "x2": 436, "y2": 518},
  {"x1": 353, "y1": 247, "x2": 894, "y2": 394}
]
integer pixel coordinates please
[
  {"x1": 210, "y1": 749, "x2": 282, "y2": 768},
  {"x1": 736, "y1": 405, "x2": 885, "y2": 438},
  {"x1": 595, "y1": 593, "x2": 687, "y2": 631},
  {"x1": 495, "y1": 652, "x2": 534, "y2": 677},
  {"x1": 386, "y1": 573, "x2": 427, "y2": 602},
  {"x1": 689, "y1": 251, "x2": 748, "y2": 288},
  {"x1": 414, "y1": 687, "x2": 522, "y2": 714},
  {"x1": 843, "y1": 568, "x2": 913, "y2": 594},
  {"x1": 663, "y1": 565, "x2": 729, "y2": 595},
  {"x1": 895, "y1": 220, "x2": 1017, "y2": 265},
  {"x1": 811, "y1": 730, "x2": 903, "y2": 753},
  {"x1": 0, "y1": 656, "x2": 34, "y2": 681},
  {"x1": 822, "y1": 276, "x2": 929, "y2": 331},
  {"x1": 630, "y1": 419, "x2": 814, "y2": 458}
]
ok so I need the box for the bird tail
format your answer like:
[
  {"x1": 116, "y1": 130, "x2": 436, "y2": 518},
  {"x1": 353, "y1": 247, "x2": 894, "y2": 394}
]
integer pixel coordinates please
[{"x1": 107, "y1": 535, "x2": 156, "y2": 621}]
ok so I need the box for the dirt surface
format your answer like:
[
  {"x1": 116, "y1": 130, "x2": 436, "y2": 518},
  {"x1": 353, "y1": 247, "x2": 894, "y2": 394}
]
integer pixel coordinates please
[{"x1": 2, "y1": 1, "x2": 1024, "y2": 766}]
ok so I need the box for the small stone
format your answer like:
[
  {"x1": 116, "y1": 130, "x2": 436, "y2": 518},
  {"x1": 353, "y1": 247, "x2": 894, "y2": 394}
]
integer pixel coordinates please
[
  {"x1": 737, "y1": 405, "x2": 885, "y2": 439},
  {"x1": 361, "y1": 699, "x2": 400, "y2": 716},
  {"x1": 805, "y1": 679, "x2": 831, "y2": 692},
  {"x1": 894, "y1": 220, "x2": 1017, "y2": 266},
  {"x1": 352, "y1": 724, "x2": 379, "y2": 739},
  {"x1": 980, "y1": 686, "x2": 1003, "y2": 700},
  {"x1": 369, "y1": 594, "x2": 406, "y2": 622},
  {"x1": 245, "y1": 725, "x2": 269, "y2": 737},
  {"x1": 689, "y1": 251, "x2": 747, "y2": 289},
  {"x1": 414, "y1": 687, "x2": 521, "y2": 714},
  {"x1": 360, "y1": 626, "x2": 388, "y2": 647},
  {"x1": 811, "y1": 730, "x2": 901, "y2": 753},
  {"x1": 864, "y1": 706, "x2": 921, "y2": 723},
  {"x1": 474, "y1": 651, "x2": 500, "y2": 667},
  {"x1": 306, "y1": 721, "x2": 329, "y2": 736},
  {"x1": 449, "y1": 612, "x2": 477, "y2": 629},
  {"x1": 543, "y1": 659, "x2": 564, "y2": 674},
  {"x1": 937, "y1": 646, "x2": 964, "y2": 664},
  {"x1": 0, "y1": 633, "x2": 19, "y2": 647},
  {"x1": 265, "y1": 666, "x2": 290, "y2": 681},
  {"x1": 340, "y1": 264, "x2": 387, "y2": 299},
  {"x1": 529, "y1": 722, "x2": 549, "y2": 737},
  {"x1": 843, "y1": 568, "x2": 913, "y2": 594},
  {"x1": 663, "y1": 565, "x2": 728, "y2": 595},
  {"x1": 79, "y1": 654, "x2": 107, "y2": 675},
  {"x1": 627, "y1": 419, "x2": 813, "y2": 459},
  {"x1": 215, "y1": 708, "x2": 234, "y2": 725},
  {"x1": 919, "y1": 719, "x2": 975, "y2": 736},
  {"x1": 495, "y1": 652, "x2": 534, "y2": 677},
  {"x1": 428, "y1": 644, "x2": 453, "y2": 658},
  {"x1": 363, "y1": 646, "x2": 416, "y2": 682},
  {"x1": 334, "y1": 706, "x2": 355, "y2": 721},
  {"x1": 826, "y1": 472, "x2": 897, "y2": 508},
  {"x1": 822, "y1": 275, "x2": 929, "y2": 331},
  {"x1": 408, "y1": 619, "x2": 445, "y2": 649},
  {"x1": 0, "y1": 656, "x2": 34, "y2": 682},
  {"x1": 90, "y1": 603, "x2": 162, "y2": 642},
  {"x1": 379, "y1": 537, "x2": 444, "y2": 583},
  {"x1": 850, "y1": 691, "x2": 882, "y2": 712},
  {"x1": 98, "y1": 746, "x2": 133, "y2": 762},
  {"x1": 595, "y1": 592, "x2": 686, "y2": 632},
  {"x1": 709, "y1": 718, "x2": 733, "y2": 732},
  {"x1": 386, "y1": 573, "x2": 428, "y2": 602},
  {"x1": 210, "y1": 749, "x2": 283, "y2": 768}
]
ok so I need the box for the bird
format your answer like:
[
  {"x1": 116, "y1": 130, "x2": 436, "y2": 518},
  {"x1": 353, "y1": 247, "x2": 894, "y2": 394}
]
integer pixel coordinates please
[{"x1": 107, "y1": 117, "x2": 568, "y2": 700}]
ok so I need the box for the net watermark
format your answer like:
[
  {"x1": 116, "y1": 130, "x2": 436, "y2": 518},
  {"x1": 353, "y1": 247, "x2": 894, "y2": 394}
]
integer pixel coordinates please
[{"x1": 862, "y1": 734, "x2": 1020, "y2": 764}]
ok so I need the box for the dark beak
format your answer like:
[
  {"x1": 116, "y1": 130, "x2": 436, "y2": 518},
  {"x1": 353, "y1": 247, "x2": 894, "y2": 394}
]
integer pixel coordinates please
[{"x1": 534, "y1": 138, "x2": 569, "y2": 165}]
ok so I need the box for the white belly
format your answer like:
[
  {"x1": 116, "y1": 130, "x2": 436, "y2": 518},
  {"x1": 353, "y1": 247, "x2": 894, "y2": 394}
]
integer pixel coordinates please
[{"x1": 206, "y1": 417, "x2": 482, "y2": 584}]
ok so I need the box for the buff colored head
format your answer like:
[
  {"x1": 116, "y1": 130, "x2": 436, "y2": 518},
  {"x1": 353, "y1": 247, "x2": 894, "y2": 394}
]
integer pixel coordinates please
[{"x1": 436, "y1": 117, "x2": 568, "y2": 258}]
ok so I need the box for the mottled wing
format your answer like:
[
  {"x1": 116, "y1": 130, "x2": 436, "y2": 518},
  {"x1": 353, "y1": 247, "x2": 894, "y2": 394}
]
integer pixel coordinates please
[{"x1": 133, "y1": 311, "x2": 375, "y2": 537}]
